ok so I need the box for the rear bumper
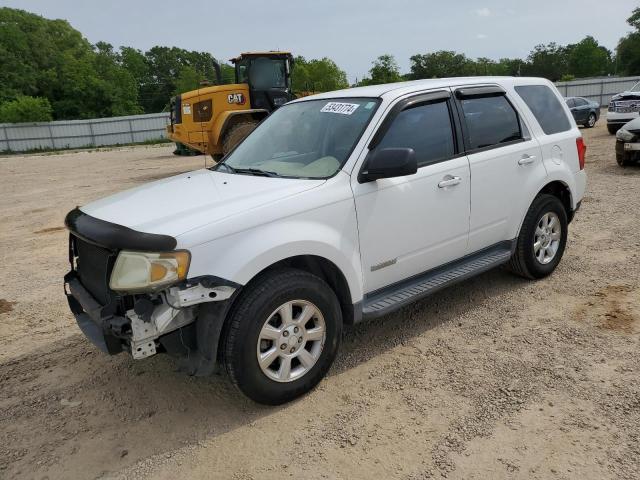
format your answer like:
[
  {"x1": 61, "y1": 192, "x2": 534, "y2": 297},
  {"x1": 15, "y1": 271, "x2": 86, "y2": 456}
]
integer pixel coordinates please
[{"x1": 64, "y1": 271, "x2": 125, "y2": 355}]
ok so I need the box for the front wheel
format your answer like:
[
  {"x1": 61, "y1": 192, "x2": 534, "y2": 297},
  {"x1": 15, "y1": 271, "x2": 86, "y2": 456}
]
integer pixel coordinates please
[
  {"x1": 508, "y1": 194, "x2": 568, "y2": 279},
  {"x1": 617, "y1": 153, "x2": 631, "y2": 167},
  {"x1": 221, "y1": 121, "x2": 259, "y2": 156},
  {"x1": 223, "y1": 269, "x2": 342, "y2": 405},
  {"x1": 607, "y1": 124, "x2": 621, "y2": 135}
]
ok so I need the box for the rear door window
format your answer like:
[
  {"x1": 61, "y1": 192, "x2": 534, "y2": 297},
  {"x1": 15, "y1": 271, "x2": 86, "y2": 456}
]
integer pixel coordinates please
[
  {"x1": 458, "y1": 95, "x2": 522, "y2": 150},
  {"x1": 377, "y1": 100, "x2": 456, "y2": 167},
  {"x1": 515, "y1": 85, "x2": 572, "y2": 135}
]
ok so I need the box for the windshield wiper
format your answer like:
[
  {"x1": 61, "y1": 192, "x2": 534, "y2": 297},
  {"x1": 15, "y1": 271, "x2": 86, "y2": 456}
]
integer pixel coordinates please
[{"x1": 232, "y1": 167, "x2": 281, "y2": 177}]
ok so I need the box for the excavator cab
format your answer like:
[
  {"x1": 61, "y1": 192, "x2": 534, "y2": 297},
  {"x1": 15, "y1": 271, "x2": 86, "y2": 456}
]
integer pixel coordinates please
[
  {"x1": 167, "y1": 51, "x2": 296, "y2": 158},
  {"x1": 232, "y1": 52, "x2": 295, "y2": 112}
]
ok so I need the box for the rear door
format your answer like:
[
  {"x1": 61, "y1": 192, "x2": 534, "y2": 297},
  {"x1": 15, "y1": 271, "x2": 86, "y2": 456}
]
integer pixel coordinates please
[{"x1": 454, "y1": 86, "x2": 545, "y2": 252}]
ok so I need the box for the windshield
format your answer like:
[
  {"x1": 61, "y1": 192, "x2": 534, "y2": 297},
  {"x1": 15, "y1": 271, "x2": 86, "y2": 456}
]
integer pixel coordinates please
[
  {"x1": 217, "y1": 98, "x2": 380, "y2": 179},
  {"x1": 631, "y1": 81, "x2": 640, "y2": 92},
  {"x1": 250, "y1": 58, "x2": 287, "y2": 89}
]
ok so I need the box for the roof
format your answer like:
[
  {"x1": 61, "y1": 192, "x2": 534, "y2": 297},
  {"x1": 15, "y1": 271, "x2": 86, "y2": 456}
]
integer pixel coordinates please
[
  {"x1": 294, "y1": 77, "x2": 553, "y2": 102},
  {"x1": 230, "y1": 51, "x2": 292, "y2": 63}
]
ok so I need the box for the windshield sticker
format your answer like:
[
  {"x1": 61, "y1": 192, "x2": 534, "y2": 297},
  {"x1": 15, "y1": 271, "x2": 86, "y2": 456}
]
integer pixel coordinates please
[
  {"x1": 182, "y1": 104, "x2": 191, "y2": 115},
  {"x1": 364, "y1": 101, "x2": 376, "y2": 110},
  {"x1": 321, "y1": 102, "x2": 360, "y2": 115}
]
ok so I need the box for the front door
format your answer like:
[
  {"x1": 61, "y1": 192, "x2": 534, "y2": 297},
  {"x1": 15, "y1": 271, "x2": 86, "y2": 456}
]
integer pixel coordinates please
[{"x1": 352, "y1": 93, "x2": 471, "y2": 294}]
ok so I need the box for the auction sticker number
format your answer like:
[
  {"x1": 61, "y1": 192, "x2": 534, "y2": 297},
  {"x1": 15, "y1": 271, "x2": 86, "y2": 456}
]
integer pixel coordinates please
[{"x1": 321, "y1": 102, "x2": 360, "y2": 115}]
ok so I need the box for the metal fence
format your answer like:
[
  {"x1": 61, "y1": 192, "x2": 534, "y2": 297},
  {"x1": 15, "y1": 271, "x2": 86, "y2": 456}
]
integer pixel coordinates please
[
  {"x1": 555, "y1": 76, "x2": 640, "y2": 106},
  {"x1": 0, "y1": 112, "x2": 169, "y2": 153}
]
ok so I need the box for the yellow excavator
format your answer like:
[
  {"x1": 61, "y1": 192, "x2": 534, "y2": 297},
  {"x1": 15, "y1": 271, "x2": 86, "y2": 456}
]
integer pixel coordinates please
[{"x1": 167, "y1": 51, "x2": 295, "y2": 159}]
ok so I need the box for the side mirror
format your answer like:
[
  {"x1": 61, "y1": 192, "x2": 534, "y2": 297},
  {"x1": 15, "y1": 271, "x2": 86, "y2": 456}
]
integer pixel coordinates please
[{"x1": 359, "y1": 148, "x2": 418, "y2": 183}]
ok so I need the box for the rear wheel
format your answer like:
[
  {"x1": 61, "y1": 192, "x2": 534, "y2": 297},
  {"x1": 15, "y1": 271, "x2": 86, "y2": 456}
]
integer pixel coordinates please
[
  {"x1": 223, "y1": 269, "x2": 342, "y2": 405},
  {"x1": 508, "y1": 194, "x2": 568, "y2": 280},
  {"x1": 584, "y1": 113, "x2": 596, "y2": 128},
  {"x1": 221, "y1": 120, "x2": 259, "y2": 155}
]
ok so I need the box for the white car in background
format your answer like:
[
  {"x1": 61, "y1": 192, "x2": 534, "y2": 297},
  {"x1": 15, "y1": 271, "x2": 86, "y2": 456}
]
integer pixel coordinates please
[
  {"x1": 607, "y1": 81, "x2": 640, "y2": 134},
  {"x1": 64, "y1": 77, "x2": 587, "y2": 404}
]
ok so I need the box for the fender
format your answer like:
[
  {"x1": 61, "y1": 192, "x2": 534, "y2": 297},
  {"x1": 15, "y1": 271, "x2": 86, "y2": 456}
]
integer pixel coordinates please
[
  {"x1": 513, "y1": 168, "x2": 581, "y2": 240},
  {"x1": 186, "y1": 217, "x2": 364, "y2": 304},
  {"x1": 211, "y1": 109, "x2": 269, "y2": 146}
]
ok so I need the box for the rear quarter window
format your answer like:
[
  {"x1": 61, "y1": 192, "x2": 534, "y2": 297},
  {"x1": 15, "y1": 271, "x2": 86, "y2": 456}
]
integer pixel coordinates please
[{"x1": 515, "y1": 85, "x2": 572, "y2": 135}]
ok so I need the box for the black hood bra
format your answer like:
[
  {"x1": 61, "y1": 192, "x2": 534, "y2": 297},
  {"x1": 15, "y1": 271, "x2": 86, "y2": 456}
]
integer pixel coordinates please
[{"x1": 65, "y1": 208, "x2": 177, "y2": 252}]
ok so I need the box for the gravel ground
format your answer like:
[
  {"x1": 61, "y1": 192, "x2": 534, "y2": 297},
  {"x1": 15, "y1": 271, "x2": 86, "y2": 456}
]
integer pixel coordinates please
[{"x1": 0, "y1": 120, "x2": 639, "y2": 480}]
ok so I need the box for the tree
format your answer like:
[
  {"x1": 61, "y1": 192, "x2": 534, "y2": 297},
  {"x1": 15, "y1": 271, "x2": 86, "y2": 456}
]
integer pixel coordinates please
[
  {"x1": 139, "y1": 46, "x2": 219, "y2": 112},
  {"x1": 617, "y1": 7, "x2": 640, "y2": 75},
  {"x1": 291, "y1": 57, "x2": 349, "y2": 92},
  {"x1": 359, "y1": 54, "x2": 402, "y2": 85},
  {"x1": 565, "y1": 36, "x2": 612, "y2": 78},
  {"x1": 523, "y1": 43, "x2": 569, "y2": 81},
  {"x1": 409, "y1": 51, "x2": 476, "y2": 79},
  {"x1": 0, "y1": 8, "x2": 141, "y2": 119},
  {"x1": 174, "y1": 66, "x2": 202, "y2": 95},
  {"x1": 0, "y1": 96, "x2": 53, "y2": 123}
]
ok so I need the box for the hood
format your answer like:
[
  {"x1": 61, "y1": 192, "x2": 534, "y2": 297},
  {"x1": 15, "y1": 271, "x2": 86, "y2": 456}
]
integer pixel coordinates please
[
  {"x1": 80, "y1": 169, "x2": 324, "y2": 238},
  {"x1": 622, "y1": 116, "x2": 640, "y2": 132},
  {"x1": 611, "y1": 91, "x2": 640, "y2": 101}
]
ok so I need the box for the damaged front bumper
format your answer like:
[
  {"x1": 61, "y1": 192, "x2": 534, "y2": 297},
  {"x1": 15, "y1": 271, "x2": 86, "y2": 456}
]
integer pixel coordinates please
[{"x1": 65, "y1": 270, "x2": 237, "y2": 359}]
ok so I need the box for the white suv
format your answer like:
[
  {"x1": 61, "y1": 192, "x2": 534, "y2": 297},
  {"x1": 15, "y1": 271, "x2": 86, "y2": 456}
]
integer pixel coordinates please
[{"x1": 64, "y1": 77, "x2": 587, "y2": 404}]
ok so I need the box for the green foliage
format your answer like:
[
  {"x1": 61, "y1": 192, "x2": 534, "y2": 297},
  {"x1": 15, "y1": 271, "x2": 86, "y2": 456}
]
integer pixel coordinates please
[
  {"x1": 566, "y1": 36, "x2": 612, "y2": 78},
  {"x1": 359, "y1": 54, "x2": 402, "y2": 85},
  {"x1": 2, "y1": 4, "x2": 639, "y2": 123},
  {"x1": 617, "y1": 8, "x2": 640, "y2": 75},
  {"x1": 409, "y1": 51, "x2": 477, "y2": 79},
  {"x1": 404, "y1": 37, "x2": 614, "y2": 83},
  {"x1": 220, "y1": 63, "x2": 236, "y2": 84},
  {"x1": 174, "y1": 66, "x2": 203, "y2": 95},
  {"x1": 292, "y1": 56, "x2": 349, "y2": 92},
  {"x1": 0, "y1": 8, "x2": 140, "y2": 119},
  {"x1": 523, "y1": 43, "x2": 569, "y2": 81},
  {"x1": 0, "y1": 96, "x2": 53, "y2": 123}
]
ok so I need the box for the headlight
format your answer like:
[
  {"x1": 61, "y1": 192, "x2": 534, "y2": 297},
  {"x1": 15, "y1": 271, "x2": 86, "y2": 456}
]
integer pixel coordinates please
[
  {"x1": 616, "y1": 129, "x2": 636, "y2": 142},
  {"x1": 109, "y1": 250, "x2": 191, "y2": 292}
]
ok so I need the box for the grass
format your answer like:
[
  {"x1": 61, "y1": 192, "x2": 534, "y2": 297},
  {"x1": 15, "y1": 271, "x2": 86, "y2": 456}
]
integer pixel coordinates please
[{"x1": 0, "y1": 138, "x2": 172, "y2": 156}]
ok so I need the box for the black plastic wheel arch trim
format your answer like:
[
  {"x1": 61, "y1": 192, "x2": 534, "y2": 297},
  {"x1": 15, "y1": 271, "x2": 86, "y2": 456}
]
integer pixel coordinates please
[{"x1": 65, "y1": 207, "x2": 177, "y2": 252}]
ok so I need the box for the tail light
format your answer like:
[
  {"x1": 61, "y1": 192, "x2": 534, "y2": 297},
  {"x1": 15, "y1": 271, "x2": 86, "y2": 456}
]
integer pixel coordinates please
[{"x1": 576, "y1": 137, "x2": 586, "y2": 170}]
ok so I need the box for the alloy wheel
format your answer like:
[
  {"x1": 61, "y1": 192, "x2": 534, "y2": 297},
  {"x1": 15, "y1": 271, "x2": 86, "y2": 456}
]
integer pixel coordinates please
[{"x1": 256, "y1": 300, "x2": 326, "y2": 382}]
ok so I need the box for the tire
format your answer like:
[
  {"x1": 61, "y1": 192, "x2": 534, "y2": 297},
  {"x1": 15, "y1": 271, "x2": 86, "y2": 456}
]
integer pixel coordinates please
[
  {"x1": 221, "y1": 121, "x2": 258, "y2": 155},
  {"x1": 584, "y1": 113, "x2": 596, "y2": 128},
  {"x1": 607, "y1": 124, "x2": 621, "y2": 135},
  {"x1": 223, "y1": 268, "x2": 342, "y2": 405},
  {"x1": 508, "y1": 194, "x2": 568, "y2": 280},
  {"x1": 617, "y1": 153, "x2": 630, "y2": 167}
]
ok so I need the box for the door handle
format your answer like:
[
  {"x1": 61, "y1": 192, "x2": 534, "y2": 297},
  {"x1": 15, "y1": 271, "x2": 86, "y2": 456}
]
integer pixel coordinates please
[
  {"x1": 518, "y1": 154, "x2": 536, "y2": 165},
  {"x1": 438, "y1": 175, "x2": 462, "y2": 188}
]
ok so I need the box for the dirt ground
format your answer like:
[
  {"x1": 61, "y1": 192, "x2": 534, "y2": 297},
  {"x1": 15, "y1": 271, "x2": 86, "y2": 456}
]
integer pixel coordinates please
[{"x1": 1, "y1": 120, "x2": 639, "y2": 480}]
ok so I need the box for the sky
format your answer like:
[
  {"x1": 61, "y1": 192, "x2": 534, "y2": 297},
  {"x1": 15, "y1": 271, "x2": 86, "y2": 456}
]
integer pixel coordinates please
[{"x1": 1, "y1": 0, "x2": 638, "y2": 83}]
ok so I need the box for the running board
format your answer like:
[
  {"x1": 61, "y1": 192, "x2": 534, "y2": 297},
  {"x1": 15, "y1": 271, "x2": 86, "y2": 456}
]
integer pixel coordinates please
[{"x1": 362, "y1": 241, "x2": 515, "y2": 320}]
